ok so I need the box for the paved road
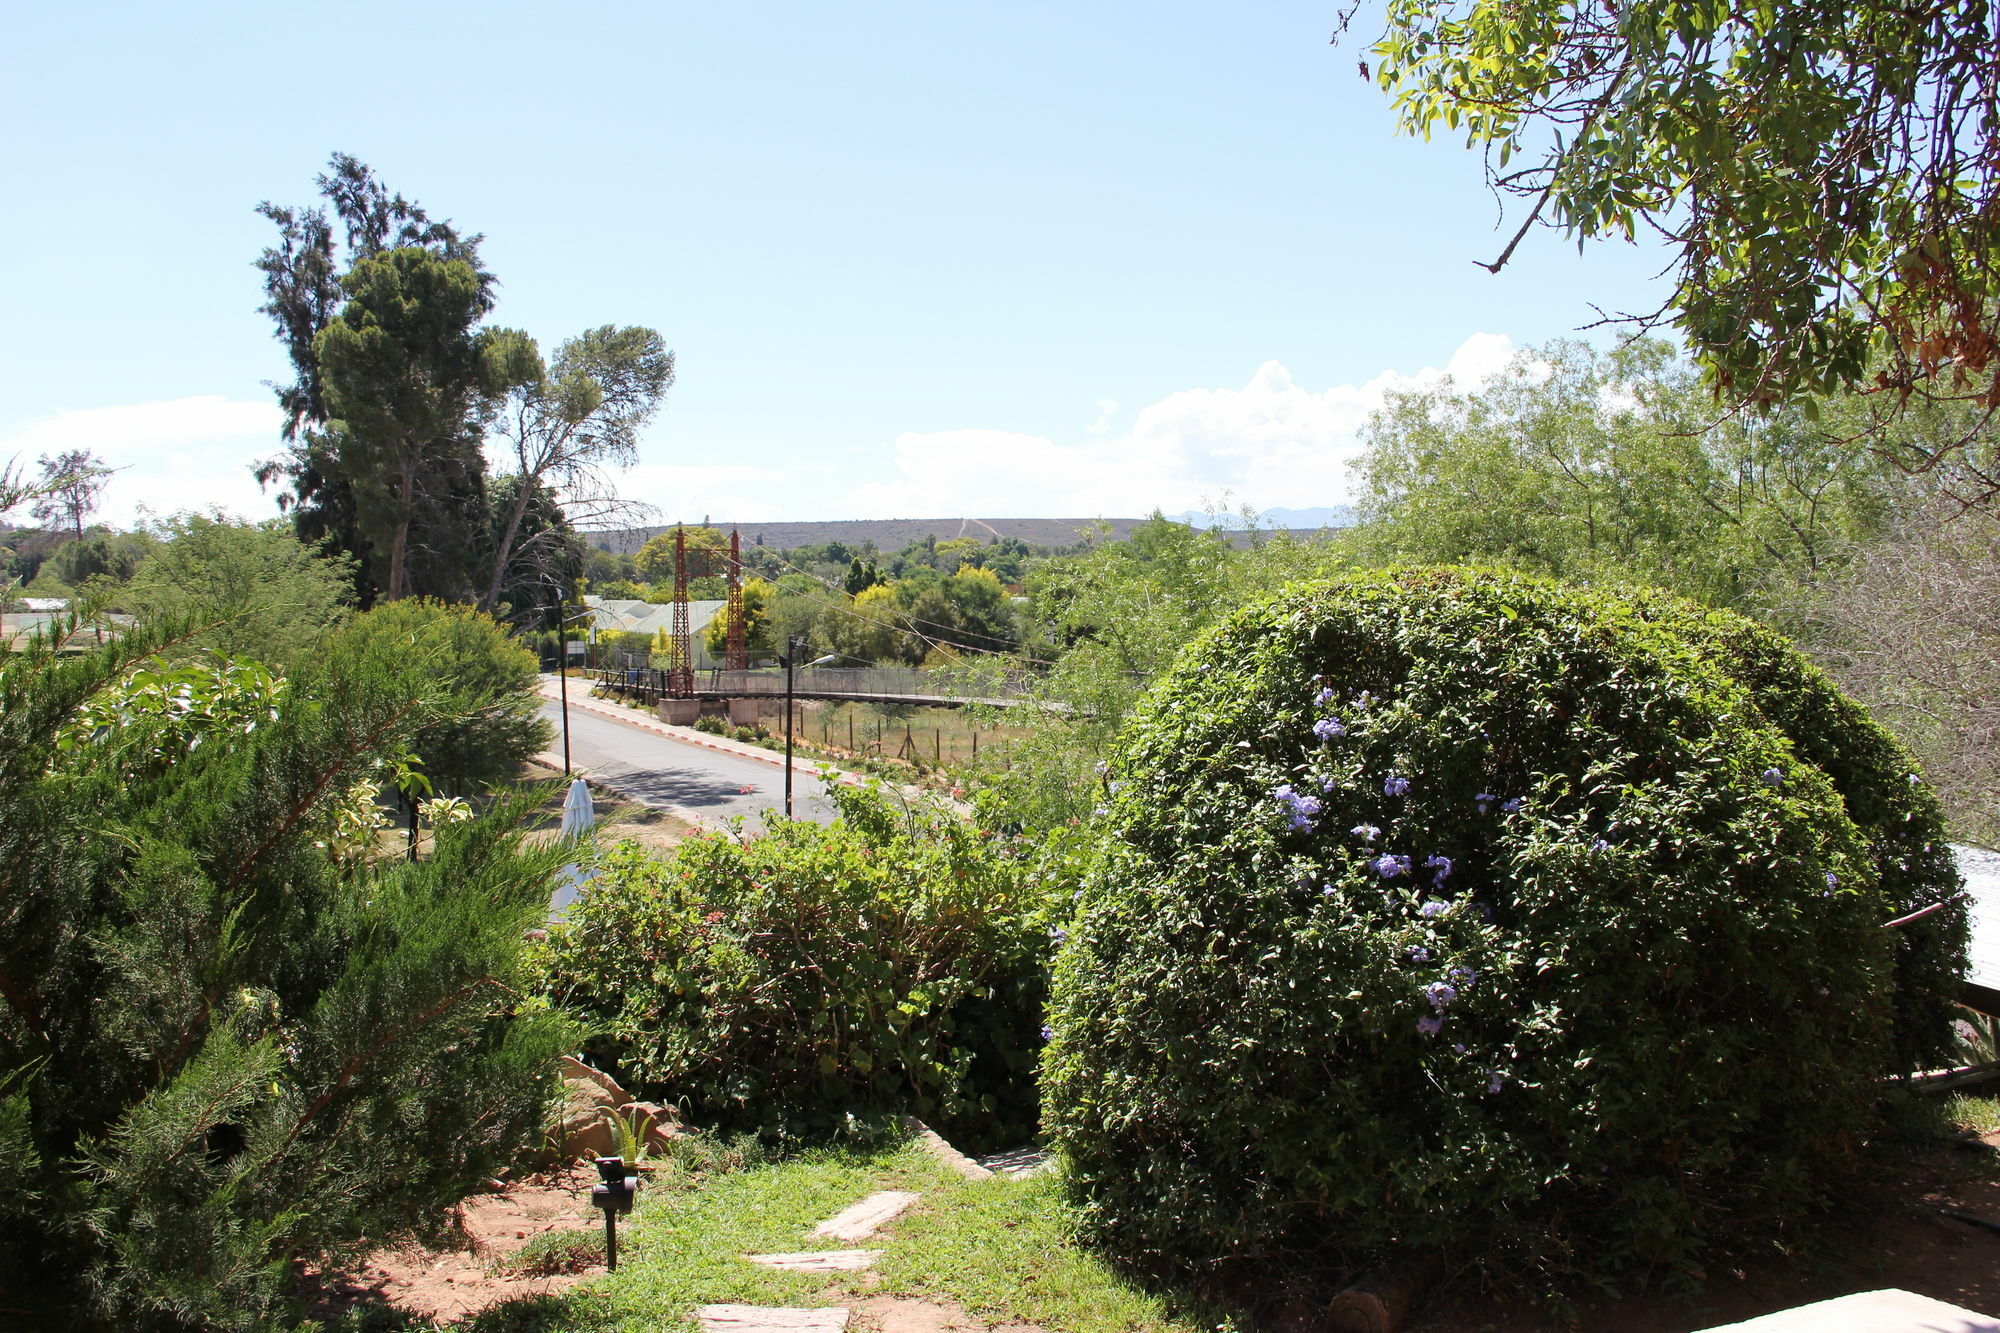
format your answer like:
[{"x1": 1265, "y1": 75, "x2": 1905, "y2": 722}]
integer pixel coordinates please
[{"x1": 539, "y1": 698, "x2": 837, "y2": 826}]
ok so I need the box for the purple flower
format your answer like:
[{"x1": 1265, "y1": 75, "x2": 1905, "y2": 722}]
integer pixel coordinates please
[
  {"x1": 1314, "y1": 687, "x2": 1336, "y2": 706},
  {"x1": 1352, "y1": 822, "x2": 1381, "y2": 842},
  {"x1": 1418, "y1": 899, "x2": 1449, "y2": 918},
  {"x1": 1762, "y1": 767, "x2": 1785, "y2": 787},
  {"x1": 1487, "y1": 1071, "x2": 1506, "y2": 1095},
  {"x1": 1094, "y1": 761, "x2": 1109, "y2": 776},
  {"x1": 1321, "y1": 776, "x2": 1339, "y2": 794},
  {"x1": 1372, "y1": 853, "x2": 1411, "y2": 879},
  {"x1": 1451, "y1": 1043, "x2": 1468, "y2": 1054},
  {"x1": 1448, "y1": 965, "x2": 1478, "y2": 986},
  {"x1": 1424, "y1": 981, "x2": 1458, "y2": 1011},
  {"x1": 1500, "y1": 797, "x2": 1523, "y2": 814},
  {"x1": 1092, "y1": 806, "x2": 1109, "y2": 818},
  {"x1": 1274, "y1": 783, "x2": 1322, "y2": 832},
  {"x1": 1591, "y1": 837, "x2": 1611, "y2": 852},
  {"x1": 1384, "y1": 774, "x2": 1411, "y2": 797},
  {"x1": 1423, "y1": 854, "x2": 1453, "y2": 887},
  {"x1": 1321, "y1": 883, "x2": 1337, "y2": 897},
  {"x1": 1049, "y1": 927, "x2": 1068, "y2": 943},
  {"x1": 1407, "y1": 945, "x2": 1431, "y2": 962},
  {"x1": 1825, "y1": 872, "x2": 1839, "y2": 890},
  {"x1": 1108, "y1": 780, "x2": 1123, "y2": 794},
  {"x1": 1354, "y1": 691, "x2": 1375, "y2": 710},
  {"x1": 1474, "y1": 792, "x2": 1498, "y2": 814},
  {"x1": 1416, "y1": 1015, "x2": 1444, "y2": 1037},
  {"x1": 1907, "y1": 772, "x2": 1921, "y2": 786},
  {"x1": 1040, "y1": 1024, "x2": 1055, "y2": 1042},
  {"x1": 1314, "y1": 717, "x2": 1346, "y2": 741}
]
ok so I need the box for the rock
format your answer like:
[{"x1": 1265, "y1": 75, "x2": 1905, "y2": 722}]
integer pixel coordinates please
[
  {"x1": 556, "y1": 1056, "x2": 632, "y2": 1160},
  {"x1": 559, "y1": 1056, "x2": 628, "y2": 1105},
  {"x1": 616, "y1": 1100, "x2": 683, "y2": 1152}
]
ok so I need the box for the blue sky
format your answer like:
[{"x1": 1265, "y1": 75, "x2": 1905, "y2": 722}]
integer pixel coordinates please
[{"x1": 0, "y1": 1, "x2": 1670, "y2": 528}]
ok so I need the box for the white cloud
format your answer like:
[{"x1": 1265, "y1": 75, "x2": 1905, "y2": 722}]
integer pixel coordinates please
[
  {"x1": 618, "y1": 463, "x2": 802, "y2": 527},
  {"x1": 839, "y1": 332, "x2": 1517, "y2": 519},
  {"x1": 0, "y1": 396, "x2": 286, "y2": 526}
]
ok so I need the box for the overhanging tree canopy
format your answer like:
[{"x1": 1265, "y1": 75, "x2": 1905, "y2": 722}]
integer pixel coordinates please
[{"x1": 1361, "y1": 0, "x2": 2000, "y2": 453}]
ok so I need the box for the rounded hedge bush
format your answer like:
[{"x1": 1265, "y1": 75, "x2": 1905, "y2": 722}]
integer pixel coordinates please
[
  {"x1": 1043, "y1": 568, "x2": 1963, "y2": 1284},
  {"x1": 534, "y1": 780, "x2": 1049, "y2": 1147}
]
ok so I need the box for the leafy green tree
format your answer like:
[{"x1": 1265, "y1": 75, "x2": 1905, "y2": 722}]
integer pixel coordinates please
[
  {"x1": 0, "y1": 622, "x2": 570, "y2": 1330},
  {"x1": 825, "y1": 582, "x2": 904, "y2": 664},
  {"x1": 50, "y1": 528, "x2": 154, "y2": 588},
  {"x1": 482, "y1": 325, "x2": 674, "y2": 615},
  {"x1": 843, "y1": 556, "x2": 883, "y2": 595},
  {"x1": 1354, "y1": 339, "x2": 1907, "y2": 610},
  {"x1": 634, "y1": 525, "x2": 728, "y2": 584},
  {"x1": 1364, "y1": 0, "x2": 2000, "y2": 472},
  {"x1": 486, "y1": 475, "x2": 584, "y2": 630},
  {"x1": 321, "y1": 599, "x2": 551, "y2": 793},
  {"x1": 314, "y1": 246, "x2": 513, "y2": 601},
  {"x1": 701, "y1": 576, "x2": 776, "y2": 660},
  {"x1": 121, "y1": 514, "x2": 352, "y2": 667},
  {"x1": 256, "y1": 154, "x2": 492, "y2": 606},
  {"x1": 29, "y1": 450, "x2": 112, "y2": 541}
]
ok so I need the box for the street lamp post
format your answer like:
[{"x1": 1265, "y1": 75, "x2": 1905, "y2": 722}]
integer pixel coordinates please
[
  {"x1": 782, "y1": 638, "x2": 837, "y2": 818},
  {"x1": 555, "y1": 607, "x2": 594, "y2": 778}
]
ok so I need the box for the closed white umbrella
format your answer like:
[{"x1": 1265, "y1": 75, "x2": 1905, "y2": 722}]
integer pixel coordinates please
[
  {"x1": 559, "y1": 778, "x2": 595, "y2": 839},
  {"x1": 551, "y1": 778, "x2": 597, "y2": 917}
]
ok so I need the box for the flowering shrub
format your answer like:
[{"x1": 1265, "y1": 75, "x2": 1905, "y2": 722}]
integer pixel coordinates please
[
  {"x1": 532, "y1": 780, "x2": 1051, "y2": 1146},
  {"x1": 1043, "y1": 568, "x2": 1963, "y2": 1285}
]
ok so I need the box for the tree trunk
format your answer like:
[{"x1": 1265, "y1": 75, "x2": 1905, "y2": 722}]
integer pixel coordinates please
[
  {"x1": 387, "y1": 464, "x2": 415, "y2": 600},
  {"x1": 480, "y1": 479, "x2": 536, "y2": 612}
]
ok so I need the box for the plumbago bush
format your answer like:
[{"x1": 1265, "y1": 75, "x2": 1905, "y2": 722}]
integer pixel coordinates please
[
  {"x1": 533, "y1": 779, "x2": 1054, "y2": 1147},
  {"x1": 1043, "y1": 567, "x2": 1965, "y2": 1285}
]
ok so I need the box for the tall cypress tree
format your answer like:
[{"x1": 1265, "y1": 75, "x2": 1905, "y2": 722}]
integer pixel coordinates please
[{"x1": 0, "y1": 621, "x2": 569, "y2": 1330}]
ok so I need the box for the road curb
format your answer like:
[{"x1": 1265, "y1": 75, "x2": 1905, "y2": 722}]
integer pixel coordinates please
[{"x1": 538, "y1": 678, "x2": 864, "y2": 785}]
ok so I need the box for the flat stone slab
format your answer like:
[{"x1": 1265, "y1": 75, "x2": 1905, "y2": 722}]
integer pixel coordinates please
[
  {"x1": 813, "y1": 1190, "x2": 921, "y2": 1241},
  {"x1": 697, "y1": 1306, "x2": 851, "y2": 1333},
  {"x1": 1697, "y1": 1289, "x2": 2000, "y2": 1331},
  {"x1": 977, "y1": 1147, "x2": 1051, "y2": 1179},
  {"x1": 745, "y1": 1250, "x2": 883, "y2": 1271}
]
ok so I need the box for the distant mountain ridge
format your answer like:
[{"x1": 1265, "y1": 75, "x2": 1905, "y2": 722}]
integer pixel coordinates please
[{"x1": 590, "y1": 511, "x2": 1354, "y2": 554}]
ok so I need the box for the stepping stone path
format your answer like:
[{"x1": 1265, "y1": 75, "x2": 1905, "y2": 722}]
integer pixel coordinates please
[
  {"x1": 746, "y1": 1250, "x2": 884, "y2": 1272},
  {"x1": 724, "y1": 1133, "x2": 1040, "y2": 1333},
  {"x1": 812, "y1": 1190, "x2": 922, "y2": 1242},
  {"x1": 698, "y1": 1306, "x2": 850, "y2": 1333}
]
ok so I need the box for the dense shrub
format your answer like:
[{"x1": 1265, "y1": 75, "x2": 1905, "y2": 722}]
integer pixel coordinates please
[
  {"x1": 324, "y1": 598, "x2": 551, "y2": 792},
  {"x1": 0, "y1": 621, "x2": 570, "y2": 1330},
  {"x1": 1044, "y1": 567, "x2": 1964, "y2": 1285},
  {"x1": 1619, "y1": 599, "x2": 1965, "y2": 1073},
  {"x1": 534, "y1": 781, "x2": 1051, "y2": 1147}
]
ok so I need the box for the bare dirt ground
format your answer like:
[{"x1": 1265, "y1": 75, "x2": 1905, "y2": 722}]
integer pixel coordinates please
[
  {"x1": 300, "y1": 1165, "x2": 604, "y2": 1325},
  {"x1": 1406, "y1": 1131, "x2": 2000, "y2": 1331}
]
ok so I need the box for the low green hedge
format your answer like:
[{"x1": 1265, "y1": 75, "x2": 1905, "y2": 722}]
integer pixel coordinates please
[
  {"x1": 533, "y1": 781, "x2": 1050, "y2": 1147},
  {"x1": 1043, "y1": 567, "x2": 1963, "y2": 1285}
]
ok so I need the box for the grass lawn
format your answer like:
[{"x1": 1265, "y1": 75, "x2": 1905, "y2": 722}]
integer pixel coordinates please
[{"x1": 336, "y1": 1136, "x2": 1216, "y2": 1333}]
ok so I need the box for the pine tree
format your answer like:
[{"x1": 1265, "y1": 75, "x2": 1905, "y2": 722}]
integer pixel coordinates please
[{"x1": 0, "y1": 618, "x2": 570, "y2": 1330}]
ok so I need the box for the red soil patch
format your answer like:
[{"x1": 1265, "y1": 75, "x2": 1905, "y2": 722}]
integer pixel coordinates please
[{"x1": 301, "y1": 1164, "x2": 606, "y2": 1325}]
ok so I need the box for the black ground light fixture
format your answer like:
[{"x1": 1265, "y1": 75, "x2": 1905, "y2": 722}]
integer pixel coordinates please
[{"x1": 590, "y1": 1154, "x2": 640, "y2": 1270}]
